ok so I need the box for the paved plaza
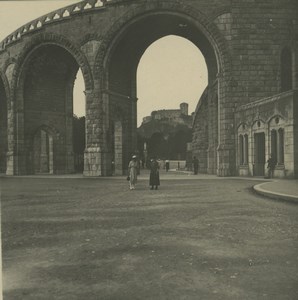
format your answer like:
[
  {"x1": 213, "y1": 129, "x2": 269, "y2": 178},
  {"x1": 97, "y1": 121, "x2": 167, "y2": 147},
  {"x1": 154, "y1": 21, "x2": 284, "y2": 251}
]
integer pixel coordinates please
[{"x1": 1, "y1": 171, "x2": 298, "y2": 300}]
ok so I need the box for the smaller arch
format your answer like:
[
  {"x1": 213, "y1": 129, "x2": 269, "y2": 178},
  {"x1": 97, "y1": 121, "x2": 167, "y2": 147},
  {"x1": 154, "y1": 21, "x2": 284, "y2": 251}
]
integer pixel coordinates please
[
  {"x1": 13, "y1": 39, "x2": 89, "y2": 175},
  {"x1": 238, "y1": 132, "x2": 248, "y2": 166},
  {"x1": 237, "y1": 122, "x2": 249, "y2": 132},
  {"x1": 252, "y1": 119, "x2": 265, "y2": 130},
  {"x1": 30, "y1": 125, "x2": 60, "y2": 175},
  {"x1": 268, "y1": 114, "x2": 285, "y2": 126},
  {"x1": 32, "y1": 124, "x2": 60, "y2": 139},
  {"x1": 268, "y1": 115, "x2": 285, "y2": 167}
]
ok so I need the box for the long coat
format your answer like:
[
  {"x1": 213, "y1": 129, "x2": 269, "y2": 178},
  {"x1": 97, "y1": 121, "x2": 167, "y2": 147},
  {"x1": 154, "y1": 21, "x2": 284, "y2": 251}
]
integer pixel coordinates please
[
  {"x1": 128, "y1": 160, "x2": 138, "y2": 184},
  {"x1": 149, "y1": 160, "x2": 160, "y2": 186}
]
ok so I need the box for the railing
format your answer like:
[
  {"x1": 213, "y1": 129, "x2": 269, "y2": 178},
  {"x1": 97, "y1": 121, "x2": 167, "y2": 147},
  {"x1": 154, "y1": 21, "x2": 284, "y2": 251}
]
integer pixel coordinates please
[{"x1": 0, "y1": 0, "x2": 116, "y2": 52}]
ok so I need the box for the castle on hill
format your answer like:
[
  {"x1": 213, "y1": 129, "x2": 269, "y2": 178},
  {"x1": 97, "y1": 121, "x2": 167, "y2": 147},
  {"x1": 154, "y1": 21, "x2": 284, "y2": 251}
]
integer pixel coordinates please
[
  {"x1": 137, "y1": 102, "x2": 194, "y2": 161},
  {"x1": 140, "y1": 102, "x2": 193, "y2": 130}
]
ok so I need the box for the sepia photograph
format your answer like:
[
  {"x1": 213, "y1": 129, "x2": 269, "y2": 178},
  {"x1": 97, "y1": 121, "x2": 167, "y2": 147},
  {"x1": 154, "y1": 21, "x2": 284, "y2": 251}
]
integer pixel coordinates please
[{"x1": 0, "y1": 0, "x2": 297, "y2": 299}]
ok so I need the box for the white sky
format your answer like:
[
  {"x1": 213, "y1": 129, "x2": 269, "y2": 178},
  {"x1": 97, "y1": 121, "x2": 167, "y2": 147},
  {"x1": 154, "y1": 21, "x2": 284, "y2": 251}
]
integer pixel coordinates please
[{"x1": 0, "y1": 1, "x2": 208, "y2": 126}]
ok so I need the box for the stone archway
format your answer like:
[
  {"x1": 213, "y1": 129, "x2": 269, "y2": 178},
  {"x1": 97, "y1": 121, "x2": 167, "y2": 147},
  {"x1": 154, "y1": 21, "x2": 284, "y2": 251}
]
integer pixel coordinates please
[
  {"x1": 11, "y1": 37, "x2": 93, "y2": 175},
  {"x1": 93, "y1": 1, "x2": 233, "y2": 176}
]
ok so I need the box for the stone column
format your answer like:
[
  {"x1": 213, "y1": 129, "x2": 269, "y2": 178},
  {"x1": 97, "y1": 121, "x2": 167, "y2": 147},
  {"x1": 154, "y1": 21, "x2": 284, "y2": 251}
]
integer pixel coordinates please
[
  {"x1": 207, "y1": 85, "x2": 218, "y2": 175},
  {"x1": 65, "y1": 82, "x2": 75, "y2": 173},
  {"x1": 131, "y1": 97, "x2": 138, "y2": 155},
  {"x1": 114, "y1": 120, "x2": 123, "y2": 175},
  {"x1": 6, "y1": 100, "x2": 15, "y2": 175},
  {"x1": 40, "y1": 130, "x2": 49, "y2": 173},
  {"x1": 216, "y1": 72, "x2": 236, "y2": 176},
  {"x1": 100, "y1": 90, "x2": 112, "y2": 176},
  {"x1": 14, "y1": 108, "x2": 26, "y2": 175},
  {"x1": 83, "y1": 89, "x2": 102, "y2": 176},
  {"x1": 7, "y1": 82, "x2": 27, "y2": 175}
]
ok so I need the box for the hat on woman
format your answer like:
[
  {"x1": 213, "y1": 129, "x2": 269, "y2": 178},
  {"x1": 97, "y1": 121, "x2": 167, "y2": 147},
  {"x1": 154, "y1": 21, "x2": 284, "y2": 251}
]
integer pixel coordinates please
[{"x1": 132, "y1": 155, "x2": 137, "y2": 158}]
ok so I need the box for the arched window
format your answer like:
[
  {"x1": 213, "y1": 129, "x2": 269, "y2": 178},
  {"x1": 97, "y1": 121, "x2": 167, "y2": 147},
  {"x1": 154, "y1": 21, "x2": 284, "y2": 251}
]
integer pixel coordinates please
[
  {"x1": 278, "y1": 128, "x2": 284, "y2": 164},
  {"x1": 244, "y1": 134, "x2": 248, "y2": 165},
  {"x1": 239, "y1": 134, "x2": 244, "y2": 165},
  {"x1": 281, "y1": 47, "x2": 292, "y2": 92},
  {"x1": 271, "y1": 129, "x2": 277, "y2": 162}
]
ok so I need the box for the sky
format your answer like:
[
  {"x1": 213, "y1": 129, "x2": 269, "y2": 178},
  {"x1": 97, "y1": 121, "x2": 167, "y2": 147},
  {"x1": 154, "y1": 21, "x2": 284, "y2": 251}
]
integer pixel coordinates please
[{"x1": 0, "y1": 1, "x2": 208, "y2": 126}]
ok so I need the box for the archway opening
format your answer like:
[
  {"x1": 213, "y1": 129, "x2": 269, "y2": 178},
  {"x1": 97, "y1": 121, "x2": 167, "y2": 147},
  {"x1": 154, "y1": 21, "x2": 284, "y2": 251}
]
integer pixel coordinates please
[
  {"x1": 73, "y1": 69, "x2": 86, "y2": 173},
  {"x1": 106, "y1": 12, "x2": 217, "y2": 174},
  {"x1": 0, "y1": 77, "x2": 7, "y2": 173},
  {"x1": 137, "y1": 35, "x2": 208, "y2": 126},
  {"x1": 136, "y1": 35, "x2": 207, "y2": 165},
  {"x1": 19, "y1": 44, "x2": 87, "y2": 174}
]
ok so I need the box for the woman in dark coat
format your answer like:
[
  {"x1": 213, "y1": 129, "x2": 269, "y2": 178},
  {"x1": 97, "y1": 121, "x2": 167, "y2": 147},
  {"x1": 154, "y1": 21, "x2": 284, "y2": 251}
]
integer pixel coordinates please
[{"x1": 149, "y1": 158, "x2": 160, "y2": 190}]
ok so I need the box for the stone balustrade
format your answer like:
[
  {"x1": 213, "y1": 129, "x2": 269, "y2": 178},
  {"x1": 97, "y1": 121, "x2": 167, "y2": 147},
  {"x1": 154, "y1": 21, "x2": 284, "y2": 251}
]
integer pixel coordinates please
[{"x1": 0, "y1": 0, "x2": 116, "y2": 52}]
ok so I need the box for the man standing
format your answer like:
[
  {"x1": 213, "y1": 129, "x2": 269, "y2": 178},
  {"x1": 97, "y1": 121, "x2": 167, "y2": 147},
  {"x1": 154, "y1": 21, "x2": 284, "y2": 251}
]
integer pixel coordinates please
[
  {"x1": 193, "y1": 156, "x2": 199, "y2": 175},
  {"x1": 165, "y1": 160, "x2": 170, "y2": 172},
  {"x1": 267, "y1": 154, "x2": 276, "y2": 178}
]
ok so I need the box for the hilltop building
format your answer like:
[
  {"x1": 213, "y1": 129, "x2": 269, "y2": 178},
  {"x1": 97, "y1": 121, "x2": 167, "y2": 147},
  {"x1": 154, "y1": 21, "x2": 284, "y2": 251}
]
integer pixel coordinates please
[
  {"x1": 138, "y1": 103, "x2": 193, "y2": 161},
  {"x1": 141, "y1": 103, "x2": 193, "y2": 127}
]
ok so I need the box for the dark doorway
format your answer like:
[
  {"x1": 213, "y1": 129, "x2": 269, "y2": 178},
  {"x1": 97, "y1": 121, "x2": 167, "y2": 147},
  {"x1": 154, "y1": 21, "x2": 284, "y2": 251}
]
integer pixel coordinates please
[
  {"x1": 254, "y1": 132, "x2": 265, "y2": 176},
  {"x1": 33, "y1": 128, "x2": 53, "y2": 174}
]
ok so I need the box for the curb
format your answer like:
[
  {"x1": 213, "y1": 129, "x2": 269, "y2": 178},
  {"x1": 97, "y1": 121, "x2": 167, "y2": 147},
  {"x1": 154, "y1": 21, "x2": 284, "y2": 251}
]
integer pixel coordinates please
[{"x1": 253, "y1": 181, "x2": 298, "y2": 204}]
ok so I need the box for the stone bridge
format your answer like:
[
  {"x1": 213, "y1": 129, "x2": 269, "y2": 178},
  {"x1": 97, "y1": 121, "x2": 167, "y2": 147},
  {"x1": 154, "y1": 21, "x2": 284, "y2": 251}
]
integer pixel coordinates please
[{"x1": 0, "y1": 0, "x2": 297, "y2": 177}]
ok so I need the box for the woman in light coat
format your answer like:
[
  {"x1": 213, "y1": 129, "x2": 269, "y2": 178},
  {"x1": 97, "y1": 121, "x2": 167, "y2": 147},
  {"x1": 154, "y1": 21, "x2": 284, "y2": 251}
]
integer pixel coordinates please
[{"x1": 128, "y1": 155, "x2": 138, "y2": 190}]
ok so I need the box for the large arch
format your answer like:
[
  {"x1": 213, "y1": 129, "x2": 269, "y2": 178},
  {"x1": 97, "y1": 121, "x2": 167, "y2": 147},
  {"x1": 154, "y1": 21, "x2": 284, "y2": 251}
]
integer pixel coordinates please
[
  {"x1": 94, "y1": 1, "x2": 232, "y2": 175},
  {"x1": 11, "y1": 37, "x2": 93, "y2": 175}
]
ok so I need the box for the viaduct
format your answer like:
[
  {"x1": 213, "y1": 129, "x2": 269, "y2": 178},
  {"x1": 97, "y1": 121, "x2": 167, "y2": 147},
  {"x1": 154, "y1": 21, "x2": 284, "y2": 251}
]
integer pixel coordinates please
[{"x1": 0, "y1": 0, "x2": 297, "y2": 177}]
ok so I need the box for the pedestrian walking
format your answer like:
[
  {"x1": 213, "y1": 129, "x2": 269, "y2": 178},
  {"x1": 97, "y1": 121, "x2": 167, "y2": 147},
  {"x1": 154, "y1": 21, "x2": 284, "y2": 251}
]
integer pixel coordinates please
[
  {"x1": 192, "y1": 156, "x2": 199, "y2": 175},
  {"x1": 267, "y1": 154, "x2": 276, "y2": 178},
  {"x1": 149, "y1": 158, "x2": 160, "y2": 190},
  {"x1": 128, "y1": 155, "x2": 138, "y2": 190}
]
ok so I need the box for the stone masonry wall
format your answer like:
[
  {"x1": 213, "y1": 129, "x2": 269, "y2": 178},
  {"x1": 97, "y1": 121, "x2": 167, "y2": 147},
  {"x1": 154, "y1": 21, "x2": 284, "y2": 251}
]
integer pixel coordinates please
[
  {"x1": 192, "y1": 90, "x2": 209, "y2": 173},
  {"x1": 229, "y1": 0, "x2": 297, "y2": 104}
]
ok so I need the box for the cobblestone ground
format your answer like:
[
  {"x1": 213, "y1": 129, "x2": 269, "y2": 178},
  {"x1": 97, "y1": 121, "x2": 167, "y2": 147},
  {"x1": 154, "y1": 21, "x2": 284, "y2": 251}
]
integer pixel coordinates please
[{"x1": 1, "y1": 173, "x2": 298, "y2": 300}]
